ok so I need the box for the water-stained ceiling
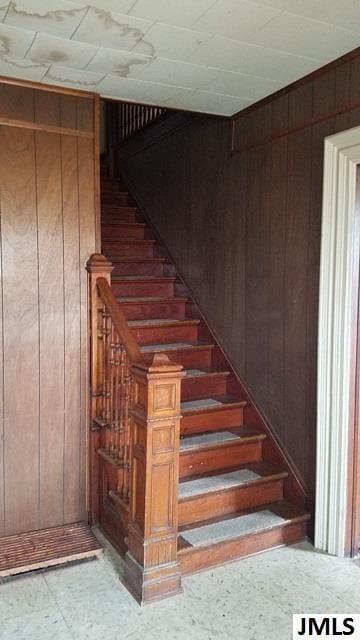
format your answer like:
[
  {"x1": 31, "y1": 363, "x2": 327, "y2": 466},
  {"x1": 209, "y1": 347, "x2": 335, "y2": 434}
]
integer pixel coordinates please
[{"x1": 0, "y1": 0, "x2": 360, "y2": 116}]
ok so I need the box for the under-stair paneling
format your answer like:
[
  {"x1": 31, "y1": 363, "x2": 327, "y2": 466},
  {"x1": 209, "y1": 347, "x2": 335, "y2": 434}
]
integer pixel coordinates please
[
  {"x1": 0, "y1": 80, "x2": 98, "y2": 537},
  {"x1": 119, "y1": 50, "x2": 360, "y2": 498}
]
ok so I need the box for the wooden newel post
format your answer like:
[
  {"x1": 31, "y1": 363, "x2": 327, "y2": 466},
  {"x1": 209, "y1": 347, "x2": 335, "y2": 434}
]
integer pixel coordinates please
[
  {"x1": 124, "y1": 353, "x2": 185, "y2": 605},
  {"x1": 86, "y1": 253, "x2": 114, "y2": 524}
]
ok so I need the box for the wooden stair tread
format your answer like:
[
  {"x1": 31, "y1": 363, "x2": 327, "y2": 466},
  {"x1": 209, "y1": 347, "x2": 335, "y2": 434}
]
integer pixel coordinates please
[
  {"x1": 181, "y1": 395, "x2": 246, "y2": 413},
  {"x1": 102, "y1": 221, "x2": 146, "y2": 227},
  {"x1": 179, "y1": 462, "x2": 287, "y2": 499},
  {"x1": 180, "y1": 426, "x2": 266, "y2": 450},
  {"x1": 178, "y1": 501, "x2": 310, "y2": 549},
  {"x1": 111, "y1": 257, "x2": 167, "y2": 264},
  {"x1": 140, "y1": 341, "x2": 214, "y2": 353},
  {"x1": 112, "y1": 276, "x2": 176, "y2": 282},
  {"x1": 118, "y1": 295, "x2": 188, "y2": 303},
  {"x1": 128, "y1": 318, "x2": 199, "y2": 328},
  {"x1": 103, "y1": 239, "x2": 155, "y2": 245}
]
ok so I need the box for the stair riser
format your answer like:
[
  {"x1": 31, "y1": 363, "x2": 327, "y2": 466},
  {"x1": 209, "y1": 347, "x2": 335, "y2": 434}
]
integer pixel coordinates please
[
  {"x1": 101, "y1": 178, "x2": 123, "y2": 192},
  {"x1": 178, "y1": 478, "x2": 284, "y2": 527},
  {"x1": 179, "y1": 441, "x2": 263, "y2": 478},
  {"x1": 155, "y1": 348, "x2": 213, "y2": 369},
  {"x1": 130, "y1": 324, "x2": 199, "y2": 345},
  {"x1": 102, "y1": 211, "x2": 138, "y2": 224},
  {"x1": 112, "y1": 262, "x2": 165, "y2": 277},
  {"x1": 181, "y1": 406, "x2": 244, "y2": 435},
  {"x1": 179, "y1": 520, "x2": 308, "y2": 575},
  {"x1": 111, "y1": 280, "x2": 175, "y2": 298},
  {"x1": 182, "y1": 375, "x2": 228, "y2": 400},
  {"x1": 103, "y1": 242, "x2": 154, "y2": 258},
  {"x1": 102, "y1": 193, "x2": 134, "y2": 205},
  {"x1": 120, "y1": 300, "x2": 188, "y2": 321},
  {"x1": 102, "y1": 225, "x2": 145, "y2": 240}
]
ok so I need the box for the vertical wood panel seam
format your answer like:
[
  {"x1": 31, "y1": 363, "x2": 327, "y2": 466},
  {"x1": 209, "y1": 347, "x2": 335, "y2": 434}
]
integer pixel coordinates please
[
  {"x1": 34, "y1": 130, "x2": 41, "y2": 530},
  {"x1": 60, "y1": 134, "x2": 66, "y2": 525},
  {"x1": 76, "y1": 136, "x2": 82, "y2": 519}
]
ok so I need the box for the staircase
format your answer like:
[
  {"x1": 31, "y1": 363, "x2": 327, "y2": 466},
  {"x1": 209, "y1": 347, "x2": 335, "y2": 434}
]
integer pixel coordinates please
[{"x1": 100, "y1": 167, "x2": 310, "y2": 576}]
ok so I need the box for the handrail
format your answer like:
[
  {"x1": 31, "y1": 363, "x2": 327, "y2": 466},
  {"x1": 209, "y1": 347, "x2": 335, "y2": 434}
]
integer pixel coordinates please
[{"x1": 96, "y1": 277, "x2": 144, "y2": 365}]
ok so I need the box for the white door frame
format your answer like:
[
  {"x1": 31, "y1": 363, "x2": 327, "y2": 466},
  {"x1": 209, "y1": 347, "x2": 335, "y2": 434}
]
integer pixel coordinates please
[{"x1": 316, "y1": 125, "x2": 360, "y2": 556}]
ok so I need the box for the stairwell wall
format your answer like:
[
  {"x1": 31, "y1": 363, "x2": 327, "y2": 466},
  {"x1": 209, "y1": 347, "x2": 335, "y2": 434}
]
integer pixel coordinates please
[{"x1": 118, "y1": 50, "x2": 360, "y2": 499}]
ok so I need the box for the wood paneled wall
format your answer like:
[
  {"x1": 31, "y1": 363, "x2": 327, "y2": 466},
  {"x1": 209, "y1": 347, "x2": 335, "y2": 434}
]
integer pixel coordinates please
[
  {"x1": 119, "y1": 51, "x2": 360, "y2": 498},
  {"x1": 0, "y1": 80, "x2": 98, "y2": 536}
]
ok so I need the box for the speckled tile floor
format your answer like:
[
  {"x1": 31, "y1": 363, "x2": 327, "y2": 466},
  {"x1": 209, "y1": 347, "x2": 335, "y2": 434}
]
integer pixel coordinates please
[{"x1": 1, "y1": 533, "x2": 359, "y2": 640}]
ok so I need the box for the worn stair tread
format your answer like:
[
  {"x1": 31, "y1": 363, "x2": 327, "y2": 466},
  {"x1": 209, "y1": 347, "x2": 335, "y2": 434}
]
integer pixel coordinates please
[
  {"x1": 180, "y1": 426, "x2": 265, "y2": 450},
  {"x1": 181, "y1": 395, "x2": 246, "y2": 413},
  {"x1": 103, "y1": 239, "x2": 155, "y2": 244},
  {"x1": 178, "y1": 501, "x2": 310, "y2": 548},
  {"x1": 140, "y1": 341, "x2": 214, "y2": 353},
  {"x1": 179, "y1": 462, "x2": 287, "y2": 499},
  {"x1": 118, "y1": 295, "x2": 188, "y2": 303},
  {"x1": 101, "y1": 221, "x2": 146, "y2": 227},
  {"x1": 128, "y1": 318, "x2": 199, "y2": 327},
  {"x1": 111, "y1": 257, "x2": 167, "y2": 263}
]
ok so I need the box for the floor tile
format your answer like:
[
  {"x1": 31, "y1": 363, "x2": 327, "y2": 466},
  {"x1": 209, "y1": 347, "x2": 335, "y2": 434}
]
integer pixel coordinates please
[{"x1": 0, "y1": 607, "x2": 74, "y2": 640}]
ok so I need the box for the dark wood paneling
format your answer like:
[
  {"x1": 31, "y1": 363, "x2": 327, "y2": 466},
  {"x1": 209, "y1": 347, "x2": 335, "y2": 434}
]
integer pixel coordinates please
[
  {"x1": 120, "y1": 49, "x2": 360, "y2": 497},
  {"x1": 0, "y1": 81, "x2": 97, "y2": 536}
]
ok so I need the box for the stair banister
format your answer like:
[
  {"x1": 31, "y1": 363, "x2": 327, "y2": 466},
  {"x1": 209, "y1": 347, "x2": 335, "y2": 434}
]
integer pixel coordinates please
[{"x1": 87, "y1": 253, "x2": 185, "y2": 604}]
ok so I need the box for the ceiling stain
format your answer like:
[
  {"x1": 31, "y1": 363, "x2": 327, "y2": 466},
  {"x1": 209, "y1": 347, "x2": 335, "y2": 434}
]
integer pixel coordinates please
[
  {"x1": 46, "y1": 68, "x2": 103, "y2": 87},
  {"x1": 9, "y1": 1, "x2": 87, "y2": 22},
  {"x1": 0, "y1": 35, "x2": 10, "y2": 55},
  {"x1": 0, "y1": 53, "x2": 47, "y2": 70},
  {"x1": 91, "y1": 8, "x2": 155, "y2": 58},
  {"x1": 112, "y1": 56, "x2": 152, "y2": 78},
  {"x1": 32, "y1": 49, "x2": 70, "y2": 64}
]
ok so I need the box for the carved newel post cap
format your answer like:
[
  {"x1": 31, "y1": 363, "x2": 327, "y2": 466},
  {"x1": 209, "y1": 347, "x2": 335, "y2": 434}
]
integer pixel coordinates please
[{"x1": 86, "y1": 253, "x2": 114, "y2": 273}]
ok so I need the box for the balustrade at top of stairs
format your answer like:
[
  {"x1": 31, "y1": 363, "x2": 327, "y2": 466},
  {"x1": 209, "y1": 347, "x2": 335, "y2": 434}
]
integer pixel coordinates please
[{"x1": 87, "y1": 162, "x2": 311, "y2": 605}]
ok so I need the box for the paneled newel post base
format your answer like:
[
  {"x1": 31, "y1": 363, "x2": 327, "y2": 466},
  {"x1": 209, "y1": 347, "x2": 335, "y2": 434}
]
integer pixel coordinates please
[{"x1": 123, "y1": 353, "x2": 185, "y2": 605}]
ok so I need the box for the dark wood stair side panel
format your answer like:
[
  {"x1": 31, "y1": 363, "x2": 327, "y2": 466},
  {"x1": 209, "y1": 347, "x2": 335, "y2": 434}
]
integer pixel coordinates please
[
  {"x1": 178, "y1": 477, "x2": 285, "y2": 527},
  {"x1": 178, "y1": 519, "x2": 308, "y2": 575},
  {"x1": 179, "y1": 439, "x2": 264, "y2": 478}
]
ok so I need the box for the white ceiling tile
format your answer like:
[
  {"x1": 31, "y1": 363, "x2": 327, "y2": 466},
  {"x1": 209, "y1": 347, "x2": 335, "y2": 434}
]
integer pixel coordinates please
[
  {"x1": 0, "y1": 54, "x2": 48, "y2": 81},
  {"x1": 133, "y1": 22, "x2": 212, "y2": 61},
  {"x1": 5, "y1": 0, "x2": 87, "y2": 38},
  {"x1": 250, "y1": 0, "x2": 360, "y2": 33},
  {"x1": 86, "y1": 46, "x2": 152, "y2": 77},
  {"x1": 27, "y1": 32, "x2": 98, "y2": 68},
  {"x1": 134, "y1": 58, "x2": 219, "y2": 90},
  {"x1": 203, "y1": 68, "x2": 284, "y2": 100},
  {"x1": 44, "y1": 63, "x2": 104, "y2": 88},
  {"x1": 128, "y1": 0, "x2": 217, "y2": 28},
  {"x1": 193, "y1": 0, "x2": 281, "y2": 40},
  {"x1": 0, "y1": 22, "x2": 36, "y2": 56},
  {"x1": 190, "y1": 36, "x2": 321, "y2": 82},
  {"x1": 71, "y1": 6, "x2": 153, "y2": 52},
  {"x1": 249, "y1": 13, "x2": 360, "y2": 61},
  {"x1": 97, "y1": 73, "x2": 183, "y2": 104},
  {"x1": 73, "y1": 0, "x2": 137, "y2": 12},
  {"x1": 165, "y1": 88, "x2": 250, "y2": 115}
]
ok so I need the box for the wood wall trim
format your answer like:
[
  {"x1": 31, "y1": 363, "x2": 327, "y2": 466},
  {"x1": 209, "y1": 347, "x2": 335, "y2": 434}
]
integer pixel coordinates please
[
  {"x1": 0, "y1": 116, "x2": 94, "y2": 138},
  {"x1": 230, "y1": 100, "x2": 360, "y2": 155},
  {"x1": 315, "y1": 125, "x2": 360, "y2": 557},
  {"x1": 0, "y1": 74, "x2": 96, "y2": 99}
]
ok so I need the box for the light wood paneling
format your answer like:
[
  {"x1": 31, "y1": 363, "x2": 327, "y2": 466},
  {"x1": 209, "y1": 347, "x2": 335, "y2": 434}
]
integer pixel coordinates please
[{"x1": 0, "y1": 81, "x2": 98, "y2": 536}]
